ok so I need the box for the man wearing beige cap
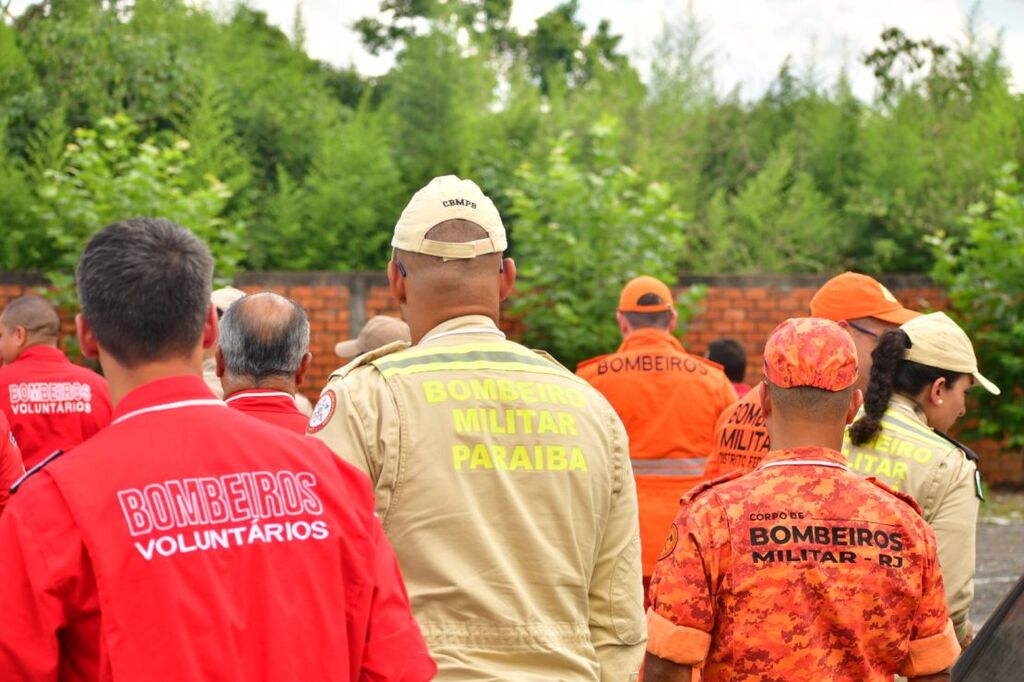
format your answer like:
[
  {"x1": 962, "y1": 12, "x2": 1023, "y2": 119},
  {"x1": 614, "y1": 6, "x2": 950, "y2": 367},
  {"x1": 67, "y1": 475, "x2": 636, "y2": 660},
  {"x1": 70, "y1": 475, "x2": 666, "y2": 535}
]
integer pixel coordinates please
[
  {"x1": 334, "y1": 316, "x2": 410, "y2": 360},
  {"x1": 703, "y1": 271, "x2": 920, "y2": 480},
  {"x1": 310, "y1": 175, "x2": 645, "y2": 679},
  {"x1": 846, "y1": 311, "x2": 1000, "y2": 647}
]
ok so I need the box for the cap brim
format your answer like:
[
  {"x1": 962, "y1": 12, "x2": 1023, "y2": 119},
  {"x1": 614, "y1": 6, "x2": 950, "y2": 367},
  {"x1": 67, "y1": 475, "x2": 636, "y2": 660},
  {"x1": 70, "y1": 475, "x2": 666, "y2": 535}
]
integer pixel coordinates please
[
  {"x1": 334, "y1": 340, "x2": 362, "y2": 358},
  {"x1": 872, "y1": 307, "x2": 921, "y2": 325},
  {"x1": 973, "y1": 371, "x2": 1001, "y2": 395}
]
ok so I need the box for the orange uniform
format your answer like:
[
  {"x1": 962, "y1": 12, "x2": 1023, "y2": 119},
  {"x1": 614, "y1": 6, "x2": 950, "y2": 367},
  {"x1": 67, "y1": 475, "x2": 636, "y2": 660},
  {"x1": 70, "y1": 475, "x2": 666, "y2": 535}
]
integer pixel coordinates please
[
  {"x1": 648, "y1": 446, "x2": 960, "y2": 681},
  {"x1": 702, "y1": 384, "x2": 770, "y2": 480},
  {"x1": 578, "y1": 328, "x2": 736, "y2": 575}
]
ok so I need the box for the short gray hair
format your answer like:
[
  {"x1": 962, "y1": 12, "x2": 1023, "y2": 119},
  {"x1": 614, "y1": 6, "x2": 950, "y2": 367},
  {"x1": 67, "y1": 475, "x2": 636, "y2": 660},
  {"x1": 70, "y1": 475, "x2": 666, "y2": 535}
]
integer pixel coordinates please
[{"x1": 219, "y1": 292, "x2": 309, "y2": 381}]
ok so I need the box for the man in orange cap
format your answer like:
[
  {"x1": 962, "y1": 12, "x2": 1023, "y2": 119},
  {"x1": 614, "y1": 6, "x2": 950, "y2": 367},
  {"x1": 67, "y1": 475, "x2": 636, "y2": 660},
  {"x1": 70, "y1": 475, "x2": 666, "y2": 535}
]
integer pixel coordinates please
[
  {"x1": 645, "y1": 318, "x2": 959, "y2": 682},
  {"x1": 703, "y1": 272, "x2": 919, "y2": 480},
  {"x1": 578, "y1": 276, "x2": 736, "y2": 588}
]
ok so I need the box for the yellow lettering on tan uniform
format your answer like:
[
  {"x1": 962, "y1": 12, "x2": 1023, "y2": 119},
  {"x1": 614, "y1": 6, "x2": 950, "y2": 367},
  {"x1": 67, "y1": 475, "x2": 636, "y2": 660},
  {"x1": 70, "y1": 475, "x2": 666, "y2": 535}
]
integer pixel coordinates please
[
  {"x1": 470, "y1": 444, "x2": 494, "y2": 470},
  {"x1": 537, "y1": 410, "x2": 559, "y2": 435},
  {"x1": 517, "y1": 409, "x2": 535, "y2": 434},
  {"x1": 487, "y1": 408, "x2": 508, "y2": 434},
  {"x1": 491, "y1": 445, "x2": 508, "y2": 469},
  {"x1": 517, "y1": 381, "x2": 538, "y2": 403},
  {"x1": 893, "y1": 461, "x2": 908, "y2": 481},
  {"x1": 424, "y1": 381, "x2": 447, "y2": 403},
  {"x1": 877, "y1": 434, "x2": 893, "y2": 453},
  {"x1": 497, "y1": 379, "x2": 518, "y2": 401},
  {"x1": 895, "y1": 441, "x2": 914, "y2": 459},
  {"x1": 453, "y1": 409, "x2": 481, "y2": 433},
  {"x1": 570, "y1": 448, "x2": 587, "y2": 471},
  {"x1": 448, "y1": 380, "x2": 470, "y2": 401},
  {"x1": 913, "y1": 448, "x2": 932, "y2": 464},
  {"x1": 875, "y1": 457, "x2": 893, "y2": 477},
  {"x1": 547, "y1": 385, "x2": 567, "y2": 406},
  {"x1": 510, "y1": 446, "x2": 533, "y2": 470},
  {"x1": 557, "y1": 411, "x2": 578, "y2": 436},
  {"x1": 548, "y1": 446, "x2": 567, "y2": 470},
  {"x1": 453, "y1": 444, "x2": 471, "y2": 469},
  {"x1": 470, "y1": 379, "x2": 498, "y2": 401}
]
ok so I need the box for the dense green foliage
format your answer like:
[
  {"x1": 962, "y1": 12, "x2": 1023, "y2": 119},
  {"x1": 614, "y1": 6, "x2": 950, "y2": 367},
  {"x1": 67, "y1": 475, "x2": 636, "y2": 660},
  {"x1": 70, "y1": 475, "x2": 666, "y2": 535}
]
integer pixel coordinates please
[
  {"x1": 0, "y1": 1, "x2": 1021, "y2": 442},
  {"x1": 931, "y1": 163, "x2": 1024, "y2": 448}
]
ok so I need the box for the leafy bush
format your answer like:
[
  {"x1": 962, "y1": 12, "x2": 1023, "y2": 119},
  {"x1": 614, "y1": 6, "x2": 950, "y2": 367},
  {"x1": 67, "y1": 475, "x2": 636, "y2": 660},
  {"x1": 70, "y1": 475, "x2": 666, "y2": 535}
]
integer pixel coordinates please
[
  {"x1": 507, "y1": 117, "x2": 698, "y2": 369},
  {"x1": 931, "y1": 163, "x2": 1024, "y2": 449}
]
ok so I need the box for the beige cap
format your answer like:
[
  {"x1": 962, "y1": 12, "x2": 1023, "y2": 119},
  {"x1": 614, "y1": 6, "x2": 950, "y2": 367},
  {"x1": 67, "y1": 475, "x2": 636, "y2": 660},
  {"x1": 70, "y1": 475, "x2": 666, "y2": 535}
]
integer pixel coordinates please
[
  {"x1": 335, "y1": 316, "x2": 410, "y2": 358},
  {"x1": 211, "y1": 286, "x2": 246, "y2": 315},
  {"x1": 902, "y1": 312, "x2": 1000, "y2": 395},
  {"x1": 391, "y1": 175, "x2": 507, "y2": 259}
]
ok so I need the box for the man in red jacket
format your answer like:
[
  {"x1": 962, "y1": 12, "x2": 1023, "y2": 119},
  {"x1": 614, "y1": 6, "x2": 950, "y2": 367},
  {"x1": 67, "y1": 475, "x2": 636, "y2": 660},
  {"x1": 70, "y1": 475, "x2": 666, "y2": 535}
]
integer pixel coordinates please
[
  {"x1": 217, "y1": 291, "x2": 313, "y2": 434},
  {"x1": 0, "y1": 411, "x2": 23, "y2": 517},
  {"x1": 0, "y1": 218, "x2": 435, "y2": 681},
  {"x1": 0, "y1": 295, "x2": 112, "y2": 467}
]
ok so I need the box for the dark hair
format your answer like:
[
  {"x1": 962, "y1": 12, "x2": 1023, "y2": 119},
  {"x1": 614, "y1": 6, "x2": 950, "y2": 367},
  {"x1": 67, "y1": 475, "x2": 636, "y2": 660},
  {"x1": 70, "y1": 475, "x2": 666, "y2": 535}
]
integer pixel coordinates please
[
  {"x1": 622, "y1": 293, "x2": 673, "y2": 329},
  {"x1": 219, "y1": 292, "x2": 309, "y2": 382},
  {"x1": 767, "y1": 383, "x2": 855, "y2": 421},
  {"x1": 707, "y1": 337, "x2": 747, "y2": 383},
  {"x1": 76, "y1": 218, "x2": 213, "y2": 367},
  {"x1": 849, "y1": 329, "x2": 966, "y2": 445}
]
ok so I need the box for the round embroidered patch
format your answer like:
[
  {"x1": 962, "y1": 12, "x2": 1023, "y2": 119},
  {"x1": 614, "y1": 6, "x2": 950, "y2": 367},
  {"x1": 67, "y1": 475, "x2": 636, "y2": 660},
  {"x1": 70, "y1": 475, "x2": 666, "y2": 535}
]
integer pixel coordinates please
[
  {"x1": 306, "y1": 390, "x2": 336, "y2": 433},
  {"x1": 658, "y1": 524, "x2": 679, "y2": 562}
]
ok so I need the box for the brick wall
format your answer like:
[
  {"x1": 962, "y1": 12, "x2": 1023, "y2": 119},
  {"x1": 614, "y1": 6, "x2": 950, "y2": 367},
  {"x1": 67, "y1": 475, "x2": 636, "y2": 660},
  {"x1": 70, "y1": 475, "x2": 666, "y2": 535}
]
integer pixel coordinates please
[{"x1": 2, "y1": 271, "x2": 1020, "y2": 485}]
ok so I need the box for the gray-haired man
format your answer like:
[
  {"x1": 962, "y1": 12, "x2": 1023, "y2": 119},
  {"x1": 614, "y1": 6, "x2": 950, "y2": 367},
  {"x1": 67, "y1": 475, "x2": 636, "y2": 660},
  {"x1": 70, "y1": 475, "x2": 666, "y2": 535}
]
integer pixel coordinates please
[{"x1": 217, "y1": 292, "x2": 312, "y2": 434}]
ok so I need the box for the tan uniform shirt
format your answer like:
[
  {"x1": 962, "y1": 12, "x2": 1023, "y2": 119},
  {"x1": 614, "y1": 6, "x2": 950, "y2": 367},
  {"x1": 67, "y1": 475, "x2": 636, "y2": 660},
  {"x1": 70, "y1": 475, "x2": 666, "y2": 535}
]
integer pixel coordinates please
[
  {"x1": 843, "y1": 394, "x2": 979, "y2": 644},
  {"x1": 310, "y1": 315, "x2": 645, "y2": 680}
]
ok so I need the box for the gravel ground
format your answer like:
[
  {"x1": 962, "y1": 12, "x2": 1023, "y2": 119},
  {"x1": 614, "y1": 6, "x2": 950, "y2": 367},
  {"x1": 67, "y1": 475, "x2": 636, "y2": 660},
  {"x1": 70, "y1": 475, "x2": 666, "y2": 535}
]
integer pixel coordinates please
[{"x1": 972, "y1": 491, "x2": 1024, "y2": 628}]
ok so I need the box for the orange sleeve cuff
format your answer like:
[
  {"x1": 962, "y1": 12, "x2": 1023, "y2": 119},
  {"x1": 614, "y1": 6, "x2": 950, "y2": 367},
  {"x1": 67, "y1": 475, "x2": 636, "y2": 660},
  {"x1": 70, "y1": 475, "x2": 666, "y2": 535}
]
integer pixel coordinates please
[
  {"x1": 645, "y1": 608, "x2": 712, "y2": 666},
  {"x1": 898, "y1": 619, "x2": 960, "y2": 677}
]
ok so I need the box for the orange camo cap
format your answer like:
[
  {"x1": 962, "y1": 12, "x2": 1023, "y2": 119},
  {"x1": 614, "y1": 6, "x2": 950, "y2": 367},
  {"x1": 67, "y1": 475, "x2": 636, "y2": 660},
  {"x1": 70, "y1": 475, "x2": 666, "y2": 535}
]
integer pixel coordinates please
[
  {"x1": 809, "y1": 272, "x2": 920, "y2": 325},
  {"x1": 618, "y1": 276, "x2": 674, "y2": 313},
  {"x1": 763, "y1": 317, "x2": 858, "y2": 391}
]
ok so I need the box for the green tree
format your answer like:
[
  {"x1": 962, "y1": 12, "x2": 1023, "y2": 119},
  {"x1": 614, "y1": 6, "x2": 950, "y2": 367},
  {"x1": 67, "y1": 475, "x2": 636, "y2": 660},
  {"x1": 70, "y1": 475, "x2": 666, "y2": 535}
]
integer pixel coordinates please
[
  {"x1": 507, "y1": 117, "x2": 692, "y2": 368},
  {"x1": 31, "y1": 114, "x2": 244, "y2": 278},
  {"x1": 931, "y1": 163, "x2": 1024, "y2": 449}
]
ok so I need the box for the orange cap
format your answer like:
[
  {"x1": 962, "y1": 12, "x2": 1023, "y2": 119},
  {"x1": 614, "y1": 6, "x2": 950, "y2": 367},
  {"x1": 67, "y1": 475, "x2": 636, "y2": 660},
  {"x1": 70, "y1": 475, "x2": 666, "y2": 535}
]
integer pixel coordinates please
[
  {"x1": 618, "y1": 276, "x2": 674, "y2": 313},
  {"x1": 763, "y1": 317, "x2": 858, "y2": 391},
  {"x1": 809, "y1": 272, "x2": 919, "y2": 324}
]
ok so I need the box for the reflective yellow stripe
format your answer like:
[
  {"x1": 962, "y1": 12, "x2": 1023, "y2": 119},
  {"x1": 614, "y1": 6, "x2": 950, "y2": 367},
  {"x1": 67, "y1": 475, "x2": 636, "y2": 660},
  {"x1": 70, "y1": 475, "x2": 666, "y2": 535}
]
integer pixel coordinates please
[
  {"x1": 880, "y1": 410, "x2": 950, "y2": 450},
  {"x1": 631, "y1": 458, "x2": 706, "y2": 477},
  {"x1": 374, "y1": 344, "x2": 572, "y2": 380}
]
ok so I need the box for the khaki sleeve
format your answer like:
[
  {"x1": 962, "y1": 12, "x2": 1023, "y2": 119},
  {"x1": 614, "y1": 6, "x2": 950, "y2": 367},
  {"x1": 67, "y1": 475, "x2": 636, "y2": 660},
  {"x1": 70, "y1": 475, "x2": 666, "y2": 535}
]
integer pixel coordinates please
[
  {"x1": 589, "y1": 410, "x2": 646, "y2": 681},
  {"x1": 928, "y1": 450, "x2": 979, "y2": 644},
  {"x1": 309, "y1": 370, "x2": 401, "y2": 516}
]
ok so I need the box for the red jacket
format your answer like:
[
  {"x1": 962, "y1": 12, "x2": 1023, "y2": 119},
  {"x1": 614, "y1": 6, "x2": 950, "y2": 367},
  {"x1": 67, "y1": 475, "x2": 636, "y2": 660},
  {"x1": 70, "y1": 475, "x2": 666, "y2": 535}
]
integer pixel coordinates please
[
  {"x1": 0, "y1": 411, "x2": 23, "y2": 517},
  {"x1": 0, "y1": 375, "x2": 435, "y2": 681},
  {"x1": 225, "y1": 389, "x2": 309, "y2": 434},
  {"x1": 0, "y1": 345, "x2": 112, "y2": 468}
]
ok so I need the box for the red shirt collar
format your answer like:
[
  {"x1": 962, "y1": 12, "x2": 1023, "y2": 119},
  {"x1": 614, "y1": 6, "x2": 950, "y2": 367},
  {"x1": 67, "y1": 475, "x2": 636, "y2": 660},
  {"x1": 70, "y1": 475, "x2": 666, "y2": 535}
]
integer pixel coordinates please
[
  {"x1": 617, "y1": 328, "x2": 684, "y2": 354},
  {"x1": 759, "y1": 446, "x2": 848, "y2": 468},
  {"x1": 15, "y1": 345, "x2": 70, "y2": 364},
  {"x1": 224, "y1": 389, "x2": 300, "y2": 413},
  {"x1": 113, "y1": 375, "x2": 220, "y2": 423}
]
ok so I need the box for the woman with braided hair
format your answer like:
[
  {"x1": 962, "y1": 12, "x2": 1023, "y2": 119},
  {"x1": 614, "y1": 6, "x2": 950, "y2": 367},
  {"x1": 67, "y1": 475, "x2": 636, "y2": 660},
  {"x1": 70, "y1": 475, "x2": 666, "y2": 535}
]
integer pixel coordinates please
[{"x1": 844, "y1": 312, "x2": 1000, "y2": 650}]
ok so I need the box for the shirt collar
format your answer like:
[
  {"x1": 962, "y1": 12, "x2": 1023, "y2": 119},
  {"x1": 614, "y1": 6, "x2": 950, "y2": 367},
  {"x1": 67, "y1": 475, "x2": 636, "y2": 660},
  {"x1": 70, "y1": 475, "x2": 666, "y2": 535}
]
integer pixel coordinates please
[
  {"x1": 16, "y1": 345, "x2": 70, "y2": 364},
  {"x1": 224, "y1": 388, "x2": 298, "y2": 406},
  {"x1": 889, "y1": 393, "x2": 929, "y2": 424},
  {"x1": 113, "y1": 375, "x2": 220, "y2": 423},
  {"x1": 759, "y1": 446, "x2": 848, "y2": 468},
  {"x1": 420, "y1": 315, "x2": 504, "y2": 345},
  {"x1": 618, "y1": 328, "x2": 684, "y2": 354}
]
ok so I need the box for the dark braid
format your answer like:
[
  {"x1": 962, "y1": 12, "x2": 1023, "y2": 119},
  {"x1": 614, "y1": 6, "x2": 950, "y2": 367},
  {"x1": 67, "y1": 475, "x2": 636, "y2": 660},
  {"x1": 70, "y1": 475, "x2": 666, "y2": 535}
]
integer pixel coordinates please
[
  {"x1": 850, "y1": 330, "x2": 968, "y2": 445},
  {"x1": 849, "y1": 330, "x2": 909, "y2": 445}
]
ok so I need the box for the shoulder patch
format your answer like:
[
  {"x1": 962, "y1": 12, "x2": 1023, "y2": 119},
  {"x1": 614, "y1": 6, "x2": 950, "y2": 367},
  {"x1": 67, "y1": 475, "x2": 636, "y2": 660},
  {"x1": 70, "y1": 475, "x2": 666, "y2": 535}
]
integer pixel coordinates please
[
  {"x1": 329, "y1": 340, "x2": 410, "y2": 381},
  {"x1": 306, "y1": 390, "x2": 336, "y2": 434},
  {"x1": 681, "y1": 469, "x2": 745, "y2": 504},
  {"x1": 866, "y1": 476, "x2": 924, "y2": 516},
  {"x1": 530, "y1": 348, "x2": 572, "y2": 372},
  {"x1": 10, "y1": 449, "x2": 64, "y2": 494},
  {"x1": 931, "y1": 429, "x2": 979, "y2": 463}
]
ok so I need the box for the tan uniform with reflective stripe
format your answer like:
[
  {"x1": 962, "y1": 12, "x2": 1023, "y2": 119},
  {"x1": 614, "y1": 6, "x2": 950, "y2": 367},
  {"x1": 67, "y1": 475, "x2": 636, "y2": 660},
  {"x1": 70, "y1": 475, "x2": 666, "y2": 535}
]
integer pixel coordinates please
[
  {"x1": 311, "y1": 315, "x2": 645, "y2": 680},
  {"x1": 843, "y1": 394, "x2": 978, "y2": 645}
]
